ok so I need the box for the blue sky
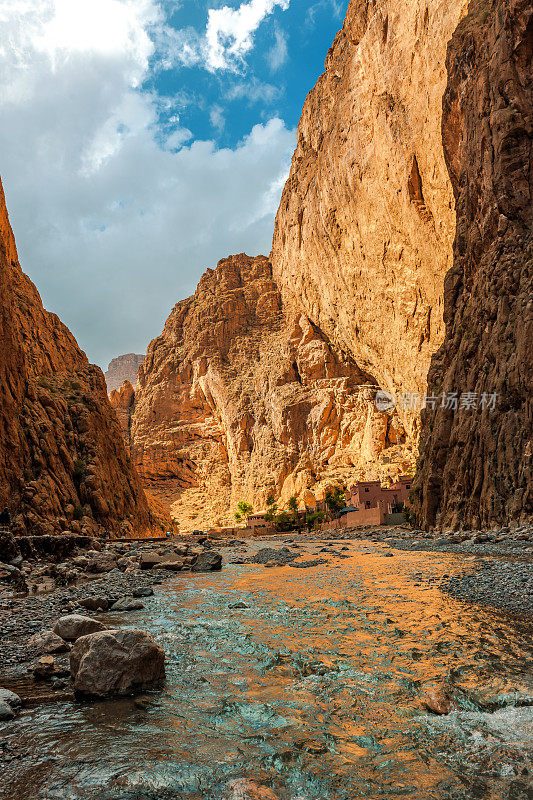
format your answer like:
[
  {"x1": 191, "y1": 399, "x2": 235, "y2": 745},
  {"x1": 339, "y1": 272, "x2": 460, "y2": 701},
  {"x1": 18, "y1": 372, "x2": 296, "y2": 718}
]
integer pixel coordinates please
[{"x1": 0, "y1": 0, "x2": 348, "y2": 368}]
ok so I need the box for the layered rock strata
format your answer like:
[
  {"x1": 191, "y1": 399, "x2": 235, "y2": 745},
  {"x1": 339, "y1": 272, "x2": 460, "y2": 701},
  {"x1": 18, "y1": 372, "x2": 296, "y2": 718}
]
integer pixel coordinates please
[
  {"x1": 413, "y1": 0, "x2": 533, "y2": 529},
  {"x1": 0, "y1": 177, "x2": 156, "y2": 537},
  {"x1": 130, "y1": 255, "x2": 412, "y2": 529}
]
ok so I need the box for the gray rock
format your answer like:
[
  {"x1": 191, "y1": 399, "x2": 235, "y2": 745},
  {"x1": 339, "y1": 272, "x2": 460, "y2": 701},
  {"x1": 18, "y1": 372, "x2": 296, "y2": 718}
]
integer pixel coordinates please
[
  {"x1": 79, "y1": 596, "x2": 110, "y2": 611},
  {"x1": 132, "y1": 587, "x2": 153, "y2": 598},
  {"x1": 0, "y1": 688, "x2": 21, "y2": 709},
  {"x1": 27, "y1": 630, "x2": 70, "y2": 653},
  {"x1": 110, "y1": 598, "x2": 145, "y2": 612},
  {"x1": 70, "y1": 628, "x2": 165, "y2": 697},
  {"x1": 0, "y1": 699, "x2": 14, "y2": 721},
  {"x1": 192, "y1": 551, "x2": 223, "y2": 572},
  {"x1": 53, "y1": 614, "x2": 108, "y2": 641}
]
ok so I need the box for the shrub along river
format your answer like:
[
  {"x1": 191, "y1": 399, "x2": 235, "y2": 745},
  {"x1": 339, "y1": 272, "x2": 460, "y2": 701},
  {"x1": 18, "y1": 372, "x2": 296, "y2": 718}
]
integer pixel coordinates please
[{"x1": 2, "y1": 541, "x2": 532, "y2": 799}]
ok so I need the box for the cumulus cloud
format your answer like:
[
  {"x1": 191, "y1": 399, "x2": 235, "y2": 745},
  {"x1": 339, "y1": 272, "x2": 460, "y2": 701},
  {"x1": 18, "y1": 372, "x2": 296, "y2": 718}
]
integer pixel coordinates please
[
  {"x1": 0, "y1": 0, "x2": 296, "y2": 367},
  {"x1": 206, "y1": 0, "x2": 290, "y2": 71}
]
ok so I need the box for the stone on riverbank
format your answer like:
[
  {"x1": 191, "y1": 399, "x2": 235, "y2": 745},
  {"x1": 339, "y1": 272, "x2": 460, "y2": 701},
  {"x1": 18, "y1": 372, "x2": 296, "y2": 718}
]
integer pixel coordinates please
[
  {"x1": 27, "y1": 630, "x2": 70, "y2": 653},
  {"x1": 191, "y1": 551, "x2": 222, "y2": 572},
  {"x1": 110, "y1": 598, "x2": 145, "y2": 612},
  {"x1": 70, "y1": 628, "x2": 165, "y2": 697},
  {"x1": 0, "y1": 687, "x2": 21, "y2": 721},
  {"x1": 226, "y1": 779, "x2": 280, "y2": 800},
  {"x1": 53, "y1": 615, "x2": 107, "y2": 641}
]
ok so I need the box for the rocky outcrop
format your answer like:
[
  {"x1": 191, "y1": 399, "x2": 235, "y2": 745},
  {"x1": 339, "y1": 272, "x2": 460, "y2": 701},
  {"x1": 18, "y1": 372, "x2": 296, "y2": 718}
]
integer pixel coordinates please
[
  {"x1": 0, "y1": 176, "x2": 155, "y2": 537},
  {"x1": 109, "y1": 380, "x2": 135, "y2": 451},
  {"x1": 413, "y1": 0, "x2": 533, "y2": 529},
  {"x1": 130, "y1": 255, "x2": 412, "y2": 529},
  {"x1": 270, "y1": 0, "x2": 469, "y2": 438},
  {"x1": 105, "y1": 354, "x2": 145, "y2": 394}
]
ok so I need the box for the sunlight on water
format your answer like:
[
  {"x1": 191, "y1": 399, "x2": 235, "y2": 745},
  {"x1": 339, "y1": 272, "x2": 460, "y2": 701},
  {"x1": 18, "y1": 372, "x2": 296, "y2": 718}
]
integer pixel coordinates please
[{"x1": 3, "y1": 545, "x2": 532, "y2": 799}]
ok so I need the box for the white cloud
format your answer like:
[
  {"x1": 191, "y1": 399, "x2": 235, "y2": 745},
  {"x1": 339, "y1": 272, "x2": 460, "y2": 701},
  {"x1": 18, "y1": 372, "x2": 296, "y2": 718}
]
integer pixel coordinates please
[
  {"x1": 0, "y1": 0, "x2": 295, "y2": 368},
  {"x1": 225, "y1": 77, "x2": 281, "y2": 104},
  {"x1": 209, "y1": 104, "x2": 225, "y2": 132},
  {"x1": 267, "y1": 27, "x2": 288, "y2": 72},
  {"x1": 206, "y1": 0, "x2": 290, "y2": 71}
]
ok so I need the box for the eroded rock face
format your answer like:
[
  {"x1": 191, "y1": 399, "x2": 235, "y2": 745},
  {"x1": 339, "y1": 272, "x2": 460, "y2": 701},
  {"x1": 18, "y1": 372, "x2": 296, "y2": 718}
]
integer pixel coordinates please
[
  {"x1": 270, "y1": 0, "x2": 469, "y2": 438},
  {"x1": 0, "y1": 176, "x2": 154, "y2": 537},
  {"x1": 109, "y1": 380, "x2": 135, "y2": 451},
  {"x1": 130, "y1": 255, "x2": 412, "y2": 529},
  {"x1": 413, "y1": 0, "x2": 533, "y2": 529},
  {"x1": 105, "y1": 354, "x2": 145, "y2": 394}
]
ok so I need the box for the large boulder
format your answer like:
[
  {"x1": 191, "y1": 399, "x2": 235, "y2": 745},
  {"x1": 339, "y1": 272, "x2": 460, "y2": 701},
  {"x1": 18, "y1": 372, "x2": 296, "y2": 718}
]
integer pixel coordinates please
[
  {"x1": 192, "y1": 551, "x2": 223, "y2": 572},
  {"x1": 139, "y1": 551, "x2": 163, "y2": 569},
  {"x1": 0, "y1": 687, "x2": 21, "y2": 719},
  {"x1": 27, "y1": 630, "x2": 70, "y2": 653},
  {"x1": 53, "y1": 614, "x2": 107, "y2": 641},
  {"x1": 70, "y1": 629, "x2": 165, "y2": 697},
  {"x1": 86, "y1": 552, "x2": 117, "y2": 573}
]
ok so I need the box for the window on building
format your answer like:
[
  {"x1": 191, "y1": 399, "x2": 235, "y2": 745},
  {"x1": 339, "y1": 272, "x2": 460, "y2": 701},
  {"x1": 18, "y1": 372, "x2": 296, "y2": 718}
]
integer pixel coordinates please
[
  {"x1": 364, "y1": 488, "x2": 369, "y2": 493},
  {"x1": 406, "y1": 484, "x2": 411, "y2": 489}
]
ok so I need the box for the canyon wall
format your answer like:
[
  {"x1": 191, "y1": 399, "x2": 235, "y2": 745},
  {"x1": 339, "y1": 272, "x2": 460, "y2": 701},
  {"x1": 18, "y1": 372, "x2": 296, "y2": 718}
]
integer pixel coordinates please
[
  {"x1": 413, "y1": 0, "x2": 533, "y2": 529},
  {"x1": 130, "y1": 255, "x2": 412, "y2": 529},
  {"x1": 0, "y1": 177, "x2": 158, "y2": 538},
  {"x1": 105, "y1": 353, "x2": 145, "y2": 393},
  {"x1": 270, "y1": 0, "x2": 468, "y2": 437}
]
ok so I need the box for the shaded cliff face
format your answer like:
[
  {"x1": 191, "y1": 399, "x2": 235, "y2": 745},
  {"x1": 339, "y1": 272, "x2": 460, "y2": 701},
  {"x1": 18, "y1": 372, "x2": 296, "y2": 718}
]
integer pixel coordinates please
[
  {"x1": 0, "y1": 177, "x2": 154, "y2": 537},
  {"x1": 270, "y1": 0, "x2": 468, "y2": 437},
  {"x1": 131, "y1": 255, "x2": 412, "y2": 529},
  {"x1": 413, "y1": 0, "x2": 533, "y2": 529},
  {"x1": 105, "y1": 354, "x2": 145, "y2": 393}
]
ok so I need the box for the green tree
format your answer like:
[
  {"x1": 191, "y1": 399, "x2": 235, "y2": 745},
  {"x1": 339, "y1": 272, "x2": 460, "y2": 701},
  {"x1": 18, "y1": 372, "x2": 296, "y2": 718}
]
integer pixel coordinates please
[
  {"x1": 305, "y1": 510, "x2": 325, "y2": 531},
  {"x1": 264, "y1": 492, "x2": 278, "y2": 522},
  {"x1": 274, "y1": 510, "x2": 293, "y2": 531},
  {"x1": 324, "y1": 486, "x2": 346, "y2": 516},
  {"x1": 234, "y1": 501, "x2": 253, "y2": 524}
]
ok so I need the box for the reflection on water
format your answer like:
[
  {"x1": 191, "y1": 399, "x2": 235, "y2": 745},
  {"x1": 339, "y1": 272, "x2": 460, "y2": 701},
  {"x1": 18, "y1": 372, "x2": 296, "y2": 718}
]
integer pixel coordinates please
[{"x1": 2, "y1": 545, "x2": 532, "y2": 799}]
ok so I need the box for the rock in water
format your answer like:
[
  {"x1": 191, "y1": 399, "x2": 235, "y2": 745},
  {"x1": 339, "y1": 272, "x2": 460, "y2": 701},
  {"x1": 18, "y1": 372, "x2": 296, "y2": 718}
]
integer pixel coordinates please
[
  {"x1": 0, "y1": 688, "x2": 21, "y2": 710},
  {"x1": 110, "y1": 598, "x2": 145, "y2": 612},
  {"x1": 70, "y1": 629, "x2": 165, "y2": 697},
  {"x1": 192, "y1": 551, "x2": 223, "y2": 572},
  {"x1": 0, "y1": 699, "x2": 14, "y2": 721},
  {"x1": 421, "y1": 689, "x2": 453, "y2": 715},
  {"x1": 53, "y1": 614, "x2": 107, "y2": 641},
  {"x1": 226, "y1": 779, "x2": 280, "y2": 800}
]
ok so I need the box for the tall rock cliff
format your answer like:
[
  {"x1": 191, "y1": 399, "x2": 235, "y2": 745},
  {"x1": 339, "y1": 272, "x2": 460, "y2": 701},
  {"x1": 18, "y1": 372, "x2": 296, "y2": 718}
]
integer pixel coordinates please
[
  {"x1": 413, "y1": 0, "x2": 533, "y2": 529},
  {"x1": 130, "y1": 255, "x2": 412, "y2": 529},
  {"x1": 0, "y1": 177, "x2": 155, "y2": 538},
  {"x1": 270, "y1": 0, "x2": 468, "y2": 437}
]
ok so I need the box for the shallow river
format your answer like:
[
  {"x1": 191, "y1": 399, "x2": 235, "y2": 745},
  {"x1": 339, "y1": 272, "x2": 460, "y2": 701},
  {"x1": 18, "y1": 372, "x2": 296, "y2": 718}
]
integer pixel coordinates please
[{"x1": 3, "y1": 541, "x2": 533, "y2": 799}]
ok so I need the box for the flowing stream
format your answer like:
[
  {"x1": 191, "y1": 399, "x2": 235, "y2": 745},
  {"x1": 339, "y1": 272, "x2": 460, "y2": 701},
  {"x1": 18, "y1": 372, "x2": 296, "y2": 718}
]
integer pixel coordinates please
[{"x1": 2, "y1": 540, "x2": 532, "y2": 799}]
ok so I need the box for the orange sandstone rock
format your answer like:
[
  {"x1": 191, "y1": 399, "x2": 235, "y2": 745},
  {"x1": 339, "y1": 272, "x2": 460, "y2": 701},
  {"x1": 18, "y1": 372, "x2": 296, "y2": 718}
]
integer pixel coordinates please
[
  {"x1": 0, "y1": 176, "x2": 154, "y2": 537},
  {"x1": 129, "y1": 255, "x2": 412, "y2": 529}
]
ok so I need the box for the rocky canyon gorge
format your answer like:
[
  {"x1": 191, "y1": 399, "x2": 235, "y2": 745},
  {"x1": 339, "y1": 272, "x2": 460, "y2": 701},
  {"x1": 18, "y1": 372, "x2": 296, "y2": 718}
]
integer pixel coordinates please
[
  {"x1": 0, "y1": 178, "x2": 160, "y2": 538},
  {"x1": 118, "y1": 0, "x2": 531, "y2": 531},
  {"x1": 2, "y1": 0, "x2": 531, "y2": 535}
]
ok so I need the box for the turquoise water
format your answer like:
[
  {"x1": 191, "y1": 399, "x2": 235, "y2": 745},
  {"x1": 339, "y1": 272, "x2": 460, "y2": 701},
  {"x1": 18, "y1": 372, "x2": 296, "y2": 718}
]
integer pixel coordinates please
[{"x1": 2, "y1": 544, "x2": 532, "y2": 799}]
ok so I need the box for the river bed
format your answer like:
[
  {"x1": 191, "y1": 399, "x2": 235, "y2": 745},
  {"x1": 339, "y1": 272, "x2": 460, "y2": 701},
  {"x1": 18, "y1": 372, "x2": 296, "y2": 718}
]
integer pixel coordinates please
[{"x1": 1, "y1": 541, "x2": 532, "y2": 799}]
